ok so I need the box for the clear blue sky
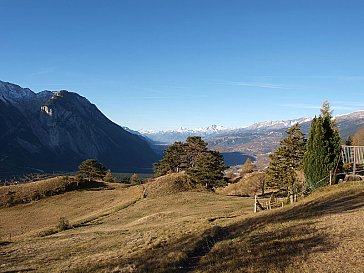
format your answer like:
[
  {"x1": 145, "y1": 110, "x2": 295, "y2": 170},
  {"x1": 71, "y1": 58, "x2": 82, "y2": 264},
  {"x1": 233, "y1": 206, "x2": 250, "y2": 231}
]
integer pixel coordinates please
[{"x1": 1, "y1": 0, "x2": 364, "y2": 130}]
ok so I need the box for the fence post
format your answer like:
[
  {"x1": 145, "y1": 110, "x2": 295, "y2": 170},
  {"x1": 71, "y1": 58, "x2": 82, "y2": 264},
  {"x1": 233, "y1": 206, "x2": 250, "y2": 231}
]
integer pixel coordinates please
[
  {"x1": 354, "y1": 147, "x2": 357, "y2": 176},
  {"x1": 254, "y1": 194, "x2": 257, "y2": 213},
  {"x1": 329, "y1": 170, "x2": 332, "y2": 186}
]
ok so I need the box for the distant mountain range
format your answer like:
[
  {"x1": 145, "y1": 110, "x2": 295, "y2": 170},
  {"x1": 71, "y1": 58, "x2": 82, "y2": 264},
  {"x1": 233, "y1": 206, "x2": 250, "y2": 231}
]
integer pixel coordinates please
[
  {"x1": 141, "y1": 111, "x2": 364, "y2": 168},
  {"x1": 2, "y1": 79, "x2": 364, "y2": 177},
  {"x1": 0, "y1": 80, "x2": 159, "y2": 178}
]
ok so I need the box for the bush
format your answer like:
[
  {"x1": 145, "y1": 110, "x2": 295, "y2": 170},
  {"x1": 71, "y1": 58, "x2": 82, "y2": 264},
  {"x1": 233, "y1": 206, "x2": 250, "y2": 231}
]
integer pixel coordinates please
[
  {"x1": 130, "y1": 173, "x2": 141, "y2": 184},
  {"x1": 269, "y1": 192, "x2": 276, "y2": 204},
  {"x1": 57, "y1": 217, "x2": 70, "y2": 231},
  {"x1": 103, "y1": 170, "x2": 115, "y2": 182}
]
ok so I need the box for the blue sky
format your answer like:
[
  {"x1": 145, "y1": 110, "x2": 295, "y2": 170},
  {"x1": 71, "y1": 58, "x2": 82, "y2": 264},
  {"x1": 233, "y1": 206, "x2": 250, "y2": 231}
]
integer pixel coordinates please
[{"x1": 1, "y1": 0, "x2": 364, "y2": 130}]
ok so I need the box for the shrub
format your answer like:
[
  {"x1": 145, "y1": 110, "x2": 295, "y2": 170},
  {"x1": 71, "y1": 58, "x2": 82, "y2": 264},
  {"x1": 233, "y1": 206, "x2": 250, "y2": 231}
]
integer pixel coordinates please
[
  {"x1": 103, "y1": 170, "x2": 115, "y2": 182},
  {"x1": 130, "y1": 173, "x2": 141, "y2": 184},
  {"x1": 57, "y1": 217, "x2": 70, "y2": 231}
]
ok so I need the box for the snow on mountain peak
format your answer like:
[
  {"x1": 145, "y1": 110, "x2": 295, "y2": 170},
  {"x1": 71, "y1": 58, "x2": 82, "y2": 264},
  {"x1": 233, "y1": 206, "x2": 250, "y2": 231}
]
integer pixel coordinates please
[
  {"x1": 335, "y1": 110, "x2": 364, "y2": 120},
  {"x1": 141, "y1": 124, "x2": 228, "y2": 135},
  {"x1": 0, "y1": 80, "x2": 35, "y2": 103},
  {"x1": 246, "y1": 117, "x2": 313, "y2": 130}
]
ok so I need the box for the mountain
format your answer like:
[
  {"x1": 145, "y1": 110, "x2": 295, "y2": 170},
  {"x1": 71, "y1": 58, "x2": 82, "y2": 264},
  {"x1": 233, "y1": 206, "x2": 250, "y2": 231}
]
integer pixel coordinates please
[
  {"x1": 245, "y1": 117, "x2": 313, "y2": 131},
  {"x1": 0, "y1": 80, "x2": 159, "y2": 178},
  {"x1": 141, "y1": 124, "x2": 233, "y2": 143},
  {"x1": 141, "y1": 111, "x2": 364, "y2": 168}
]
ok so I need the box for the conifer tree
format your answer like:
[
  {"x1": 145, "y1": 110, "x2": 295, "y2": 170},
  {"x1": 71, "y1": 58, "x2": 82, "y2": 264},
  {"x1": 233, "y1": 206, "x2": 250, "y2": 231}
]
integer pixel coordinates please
[
  {"x1": 153, "y1": 141, "x2": 188, "y2": 176},
  {"x1": 187, "y1": 150, "x2": 227, "y2": 189},
  {"x1": 153, "y1": 136, "x2": 209, "y2": 176},
  {"x1": 77, "y1": 159, "x2": 107, "y2": 181},
  {"x1": 267, "y1": 123, "x2": 306, "y2": 191},
  {"x1": 154, "y1": 136, "x2": 227, "y2": 189},
  {"x1": 304, "y1": 101, "x2": 341, "y2": 190},
  {"x1": 241, "y1": 158, "x2": 254, "y2": 175}
]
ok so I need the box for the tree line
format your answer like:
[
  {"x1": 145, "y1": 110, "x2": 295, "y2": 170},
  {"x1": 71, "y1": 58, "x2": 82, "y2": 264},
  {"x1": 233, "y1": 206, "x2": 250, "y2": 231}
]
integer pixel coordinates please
[
  {"x1": 74, "y1": 100, "x2": 347, "y2": 197},
  {"x1": 267, "y1": 100, "x2": 341, "y2": 195}
]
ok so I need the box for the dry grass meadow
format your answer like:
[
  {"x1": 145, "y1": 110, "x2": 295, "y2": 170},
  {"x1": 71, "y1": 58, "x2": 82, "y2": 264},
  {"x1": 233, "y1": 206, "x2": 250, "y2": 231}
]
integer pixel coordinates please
[{"x1": 1, "y1": 174, "x2": 364, "y2": 273}]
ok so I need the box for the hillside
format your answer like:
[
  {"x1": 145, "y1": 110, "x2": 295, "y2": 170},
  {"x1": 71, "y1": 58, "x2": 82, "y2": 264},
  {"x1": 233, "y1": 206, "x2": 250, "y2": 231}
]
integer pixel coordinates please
[
  {"x1": 0, "y1": 80, "x2": 158, "y2": 177},
  {"x1": 1, "y1": 178, "x2": 363, "y2": 272}
]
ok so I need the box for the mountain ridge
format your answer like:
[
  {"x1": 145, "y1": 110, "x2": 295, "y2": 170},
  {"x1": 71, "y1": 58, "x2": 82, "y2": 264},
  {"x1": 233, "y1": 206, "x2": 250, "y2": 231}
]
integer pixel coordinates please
[
  {"x1": 141, "y1": 111, "x2": 364, "y2": 142},
  {"x1": 140, "y1": 110, "x2": 364, "y2": 168},
  {"x1": 0, "y1": 80, "x2": 159, "y2": 178}
]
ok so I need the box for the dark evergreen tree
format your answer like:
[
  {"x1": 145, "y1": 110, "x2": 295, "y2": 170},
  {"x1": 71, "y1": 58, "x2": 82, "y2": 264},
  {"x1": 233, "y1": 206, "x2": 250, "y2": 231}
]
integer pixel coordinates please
[
  {"x1": 185, "y1": 136, "x2": 209, "y2": 167},
  {"x1": 77, "y1": 159, "x2": 107, "y2": 181},
  {"x1": 187, "y1": 151, "x2": 227, "y2": 189},
  {"x1": 153, "y1": 141, "x2": 188, "y2": 176},
  {"x1": 154, "y1": 136, "x2": 227, "y2": 189},
  {"x1": 267, "y1": 123, "x2": 306, "y2": 192},
  {"x1": 154, "y1": 137, "x2": 208, "y2": 176},
  {"x1": 304, "y1": 101, "x2": 341, "y2": 190}
]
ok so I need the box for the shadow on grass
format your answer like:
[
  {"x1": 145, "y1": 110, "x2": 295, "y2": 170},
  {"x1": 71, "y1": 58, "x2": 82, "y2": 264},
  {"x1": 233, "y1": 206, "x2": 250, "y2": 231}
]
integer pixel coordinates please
[
  {"x1": 93, "y1": 187, "x2": 364, "y2": 273},
  {"x1": 0, "y1": 241, "x2": 12, "y2": 246},
  {"x1": 273, "y1": 190, "x2": 364, "y2": 222},
  {"x1": 201, "y1": 223, "x2": 333, "y2": 273},
  {"x1": 76, "y1": 180, "x2": 109, "y2": 191}
]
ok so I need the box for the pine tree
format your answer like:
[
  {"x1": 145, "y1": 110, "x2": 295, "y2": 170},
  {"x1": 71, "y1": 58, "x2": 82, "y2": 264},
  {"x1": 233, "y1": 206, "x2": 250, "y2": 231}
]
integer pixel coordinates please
[
  {"x1": 185, "y1": 136, "x2": 209, "y2": 167},
  {"x1": 153, "y1": 136, "x2": 209, "y2": 176},
  {"x1": 267, "y1": 123, "x2": 306, "y2": 192},
  {"x1": 154, "y1": 136, "x2": 227, "y2": 189},
  {"x1": 153, "y1": 141, "x2": 188, "y2": 176},
  {"x1": 77, "y1": 159, "x2": 107, "y2": 181},
  {"x1": 304, "y1": 101, "x2": 341, "y2": 190},
  {"x1": 187, "y1": 151, "x2": 227, "y2": 189},
  {"x1": 241, "y1": 158, "x2": 254, "y2": 175}
]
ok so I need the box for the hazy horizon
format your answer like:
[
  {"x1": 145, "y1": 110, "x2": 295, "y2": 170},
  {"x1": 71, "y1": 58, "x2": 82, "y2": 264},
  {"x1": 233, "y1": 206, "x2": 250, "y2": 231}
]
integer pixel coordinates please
[{"x1": 1, "y1": 0, "x2": 364, "y2": 130}]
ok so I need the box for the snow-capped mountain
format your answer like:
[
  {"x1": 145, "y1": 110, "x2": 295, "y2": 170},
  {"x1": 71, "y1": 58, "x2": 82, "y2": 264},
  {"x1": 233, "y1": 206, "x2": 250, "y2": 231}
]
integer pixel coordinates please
[
  {"x1": 0, "y1": 81, "x2": 35, "y2": 103},
  {"x1": 140, "y1": 111, "x2": 364, "y2": 168},
  {"x1": 142, "y1": 124, "x2": 229, "y2": 135},
  {"x1": 140, "y1": 124, "x2": 232, "y2": 143},
  {"x1": 246, "y1": 117, "x2": 313, "y2": 131},
  {"x1": 335, "y1": 110, "x2": 364, "y2": 121},
  {"x1": 140, "y1": 118, "x2": 314, "y2": 143},
  {"x1": 142, "y1": 111, "x2": 364, "y2": 144}
]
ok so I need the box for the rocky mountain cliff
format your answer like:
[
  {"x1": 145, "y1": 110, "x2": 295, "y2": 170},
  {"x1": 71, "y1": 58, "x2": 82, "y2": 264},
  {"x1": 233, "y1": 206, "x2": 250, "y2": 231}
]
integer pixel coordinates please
[{"x1": 0, "y1": 80, "x2": 158, "y2": 178}]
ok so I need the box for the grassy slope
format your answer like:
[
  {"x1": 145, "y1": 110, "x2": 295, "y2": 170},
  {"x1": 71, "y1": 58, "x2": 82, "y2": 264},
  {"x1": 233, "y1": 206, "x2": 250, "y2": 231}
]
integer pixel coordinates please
[{"x1": 1, "y1": 181, "x2": 364, "y2": 272}]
